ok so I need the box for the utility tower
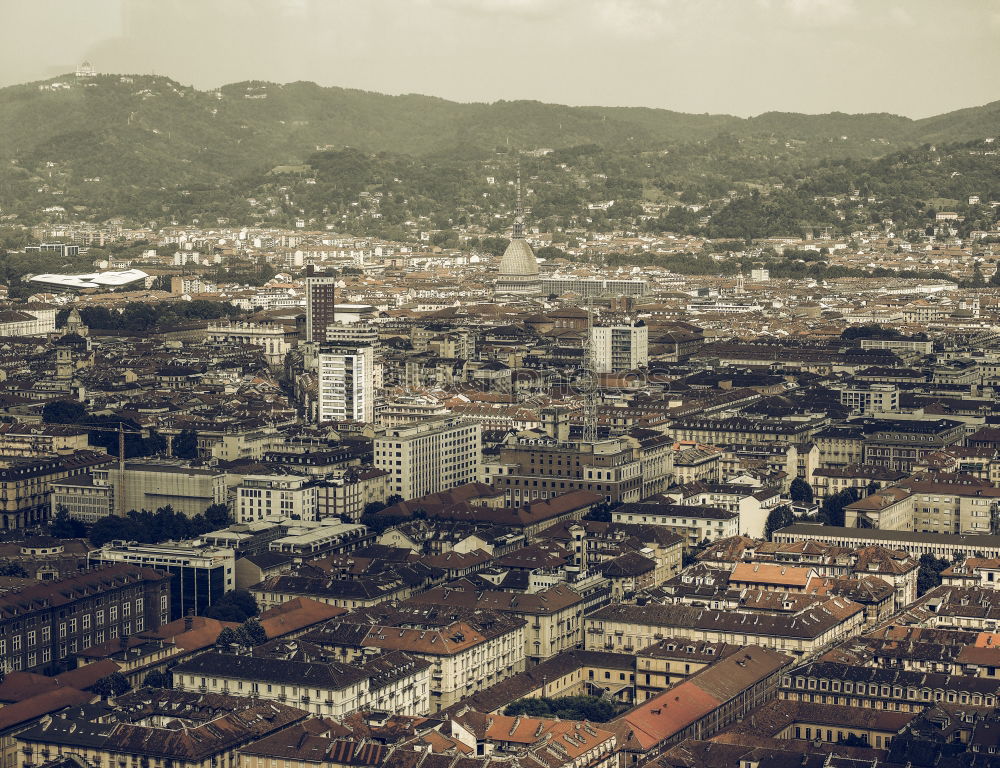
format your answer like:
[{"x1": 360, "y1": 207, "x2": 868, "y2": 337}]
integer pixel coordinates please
[{"x1": 580, "y1": 298, "x2": 599, "y2": 443}]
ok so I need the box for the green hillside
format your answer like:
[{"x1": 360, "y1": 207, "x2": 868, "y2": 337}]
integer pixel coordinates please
[{"x1": 0, "y1": 73, "x2": 997, "y2": 231}]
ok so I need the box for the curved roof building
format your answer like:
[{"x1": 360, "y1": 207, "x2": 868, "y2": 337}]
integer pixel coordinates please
[{"x1": 496, "y1": 165, "x2": 541, "y2": 295}]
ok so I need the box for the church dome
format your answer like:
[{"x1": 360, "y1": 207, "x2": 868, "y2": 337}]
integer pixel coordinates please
[{"x1": 499, "y1": 238, "x2": 539, "y2": 277}]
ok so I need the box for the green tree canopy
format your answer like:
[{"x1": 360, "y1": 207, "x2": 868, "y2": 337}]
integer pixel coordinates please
[
  {"x1": 50, "y1": 505, "x2": 87, "y2": 538},
  {"x1": 93, "y1": 672, "x2": 131, "y2": 698},
  {"x1": 204, "y1": 590, "x2": 259, "y2": 623},
  {"x1": 764, "y1": 505, "x2": 795, "y2": 541},
  {"x1": 172, "y1": 429, "x2": 199, "y2": 459},
  {"x1": 42, "y1": 399, "x2": 87, "y2": 425},
  {"x1": 237, "y1": 618, "x2": 268, "y2": 646},
  {"x1": 789, "y1": 478, "x2": 814, "y2": 504},
  {"x1": 204, "y1": 503, "x2": 232, "y2": 529},
  {"x1": 503, "y1": 696, "x2": 624, "y2": 722}
]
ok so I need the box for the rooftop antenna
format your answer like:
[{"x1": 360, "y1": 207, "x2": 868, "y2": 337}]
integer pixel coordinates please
[{"x1": 513, "y1": 158, "x2": 525, "y2": 240}]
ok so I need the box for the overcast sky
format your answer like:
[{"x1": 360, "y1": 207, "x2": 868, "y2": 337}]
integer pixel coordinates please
[{"x1": 2, "y1": 0, "x2": 998, "y2": 117}]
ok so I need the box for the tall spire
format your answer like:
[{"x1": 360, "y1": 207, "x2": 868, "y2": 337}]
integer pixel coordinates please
[{"x1": 512, "y1": 156, "x2": 525, "y2": 240}]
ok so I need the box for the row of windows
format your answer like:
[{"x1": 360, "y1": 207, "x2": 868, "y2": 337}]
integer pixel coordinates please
[{"x1": 786, "y1": 675, "x2": 995, "y2": 705}]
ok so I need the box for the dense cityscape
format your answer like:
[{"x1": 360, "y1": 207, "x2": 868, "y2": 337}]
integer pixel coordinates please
[{"x1": 1, "y1": 19, "x2": 1000, "y2": 768}]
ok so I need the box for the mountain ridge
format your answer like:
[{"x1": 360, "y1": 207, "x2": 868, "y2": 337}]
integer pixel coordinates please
[{"x1": 0, "y1": 72, "x2": 997, "y2": 227}]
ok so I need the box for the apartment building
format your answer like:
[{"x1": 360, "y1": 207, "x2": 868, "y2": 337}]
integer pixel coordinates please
[
  {"x1": 585, "y1": 596, "x2": 865, "y2": 658},
  {"x1": 88, "y1": 541, "x2": 234, "y2": 621},
  {"x1": 16, "y1": 689, "x2": 306, "y2": 768},
  {"x1": 0, "y1": 424, "x2": 89, "y2": 456},
  {"x1": 896, "y1": 475, "x2": 1000, "y2": 535},
  {"x1": 542, "y1": 276, "x2": 648, "y2": 297},
  {"x1": 612, "y1": 502, "x2": 740, "y2": 545},
  {"x1": 780, "y1": 660, "x2": 1000, "y2": 713},
  {"x1": 174, "y1": 648, "x2": 431, "y2": 717},
  {"x1": 405, "y1": 583, "x2": 585, "y2": 665},
  {"x1": 942, "y1": 557, "x2": 1000, "y2": 588},
  {"x1": 0, "y1": 564, "x2": 169, "y2": 673},
  {"x1": 374, "y1": 417, "x2": 482, "y2": 500},
  {"x1": 0, "y1": 450, "x2": 113, "y2": 530},
  {"x1": 772, "y1": 524, "x2": 1000, "y2": 561},
  {"x1": 861, "y1": 418, "x2": 966, "y2": 472},
  {"x1": 665, "y1": 483, "x2": 780, "y2": 539},
  {"x1": 205, "y1": 321, "x2": 290, "y2": 366},
  {"x1": 634, "y1": 639, "x2": 742, "y2": 698},
  {"x1": 315, "y1": 467, "x2": 389, "y2": 521},
  {"x1": 670, "y1": 416, "x2": 824, "y2": 446},
  {"x1": 317, "y1": 343, "x2": 375, "y2": 424},
  {"x1": 495, "y1": 432, "x2": 647, "y2": 505},
  {"x1": 615, "y1": 646, "x2": 793, "y2": 764},
  {"x1": 843, "y1": 487, "x2": 914, "y2": 531},
  {"x1": 719, "y1": 442, "x2": 808, "y2": 489},
  {"x1": 838, "y1": 383, "x2": 900, "y2": 415},
  {"x1": 236, "y1": 474, "x2": 319, "y2": 523},
  {"x1": 590, "y1": 321, "x2": 648, "y2": 372},
  {"x1": 0, "y1": 305, "x2": 56, "y2": 337},
  {"x1": 811, "y1": 465, "x2": 906, "y2": 501},
  {"x1": 859, "y1": 337, "x2": 934, "y2": 355},
  {"x1": 305, "y1": 271, "x2": 338, "y2": 343},
  {"x1": 302, "y1": 605, "x2": 526, "y2": 710},
  {"x1": 80, "y1": 459, "x2": 227, "y2": 519},
  {"x1": 814, "y1": 424, "x2": 866, "y2": 468}
]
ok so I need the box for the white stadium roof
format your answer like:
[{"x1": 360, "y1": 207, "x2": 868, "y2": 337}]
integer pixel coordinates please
[{"x1": 29, "y1": 269, "x2": 150, "y2": 290}]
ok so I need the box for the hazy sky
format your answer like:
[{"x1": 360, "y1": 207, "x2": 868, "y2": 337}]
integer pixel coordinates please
[{"x1": 2, "y1": 0, "x2": 998, "y2": 117}]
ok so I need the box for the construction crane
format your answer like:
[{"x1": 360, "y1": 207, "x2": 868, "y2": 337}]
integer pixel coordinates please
[{"x1": 49, "y1": 421, "x2": 144, "y2": 517}]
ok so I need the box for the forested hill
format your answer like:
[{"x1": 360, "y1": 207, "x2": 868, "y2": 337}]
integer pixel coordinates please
[
  {"x1": 3, "y1": 74, "x2": 999, "y2": 169},
  {"x1": 0, "y1": 73, "x2": 997, "y2": 228}
]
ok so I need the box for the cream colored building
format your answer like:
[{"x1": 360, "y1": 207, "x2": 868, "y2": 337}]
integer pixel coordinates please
[
  {"x1": 612, "y1": 502, "x2": 740, "y2": 545},
  {"x1": 590, "y1": 322, "x2": 648, "y2": 372},
  {"x1": 0, "y1": 305, "x2": 56, "y2": 337},
  {"x1": 236, "y1": 475, "x2": 318, "y2": 523},
  {"x1": 585, "y1": 597, "x2": 865, "y2": 659},
  {"x1": 406, "y1": 584, "x2": 585, "y2": 665},
  {"x1": 844, "y1": 487, "x2": 913, "y2": 531},
  {"x1": 174, "y1": 649, "x2": 431, "y2": 717},
  {"x1": 206, "y1": 321, "x2": 291, "y2": 366},
  {"x1": 303, "y1": 610, "x2": 525, "y2": 711},
  {"x1": 316, "y1": 467, "x2": 389, "y2": 521},
  {"x1": 374, "y1": 416, "x2": 481, "y2": 500},
  {"x1": 317, "y1": 343, "x2": 375, "y2": 424}
]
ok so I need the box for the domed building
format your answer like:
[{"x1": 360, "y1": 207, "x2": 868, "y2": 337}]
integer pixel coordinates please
[{"x1": 496, "y1": 169, "x2": 541, "y2": 296}]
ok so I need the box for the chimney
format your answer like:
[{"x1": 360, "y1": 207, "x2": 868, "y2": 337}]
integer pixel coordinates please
[{"x1": 184, "y1": 614, "x2": 194, "y2": 632}]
